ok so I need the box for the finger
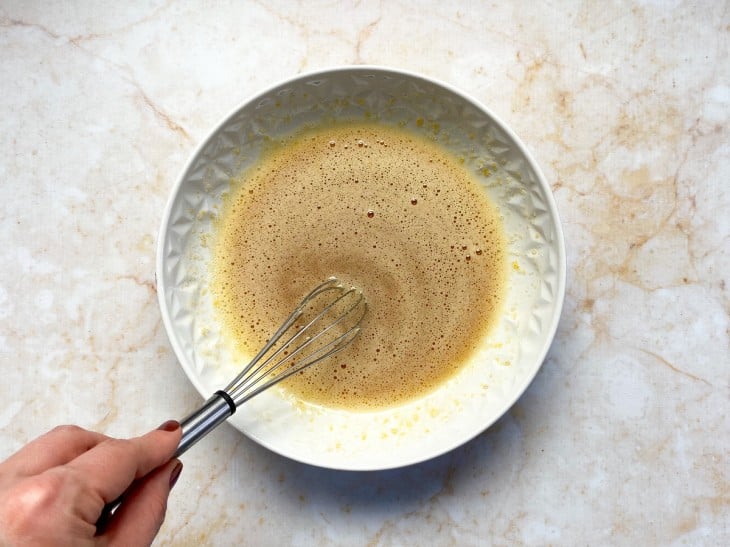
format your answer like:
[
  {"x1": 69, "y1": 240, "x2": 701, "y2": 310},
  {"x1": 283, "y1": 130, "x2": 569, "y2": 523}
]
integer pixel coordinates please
[
  {"x1": 0, "y1": 425, "x2": 108, "y2": 477},
  {"x1": 64, "y1": 421, "x2": 181, "y2": 505},
  {"x1": 103, "y1": 459, "x2": 182, "y2": 546}
]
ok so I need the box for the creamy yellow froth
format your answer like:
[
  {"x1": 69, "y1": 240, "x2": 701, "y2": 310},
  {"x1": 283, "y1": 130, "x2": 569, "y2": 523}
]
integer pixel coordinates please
[{"x1": 211, "y1": 123, "x2": 506, "y2": 410}]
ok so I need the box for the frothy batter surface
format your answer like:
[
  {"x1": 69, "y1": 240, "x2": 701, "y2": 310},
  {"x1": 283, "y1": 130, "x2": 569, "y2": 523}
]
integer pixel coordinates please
[{"x1": 212, "y1": 123, "x2": 506, "y2": 410}]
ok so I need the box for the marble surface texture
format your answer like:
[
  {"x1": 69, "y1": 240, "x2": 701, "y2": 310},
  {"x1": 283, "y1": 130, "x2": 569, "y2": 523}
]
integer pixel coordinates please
[{"x1": 0, "y1": 1, "x2": 727, "y2": 545}]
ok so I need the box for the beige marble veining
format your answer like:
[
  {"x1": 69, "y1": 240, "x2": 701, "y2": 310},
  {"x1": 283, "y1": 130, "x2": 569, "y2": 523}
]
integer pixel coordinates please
[{"x1": 0, "y1": 1, "x2": 727, "y2": 545}]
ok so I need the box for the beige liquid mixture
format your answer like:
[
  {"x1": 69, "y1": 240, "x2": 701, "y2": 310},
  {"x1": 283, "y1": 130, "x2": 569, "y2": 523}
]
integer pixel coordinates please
[{"x1": 211, "y1": 123, "x2": 506, "y2": 410}]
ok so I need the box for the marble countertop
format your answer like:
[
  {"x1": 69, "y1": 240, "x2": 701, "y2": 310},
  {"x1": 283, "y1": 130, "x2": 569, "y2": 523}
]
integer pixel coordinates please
[{"x1": 1, "y1": 1, "x2": 727, "y2": 545}]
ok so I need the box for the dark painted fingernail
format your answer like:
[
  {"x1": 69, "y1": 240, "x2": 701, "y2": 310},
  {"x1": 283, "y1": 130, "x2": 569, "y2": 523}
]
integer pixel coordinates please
[
  {"x1": 157, "y1": 420, "x2": 180, "y2": 432},
  {"x1": 169, "y1": 462, "x2": 183, "y2": 489}
]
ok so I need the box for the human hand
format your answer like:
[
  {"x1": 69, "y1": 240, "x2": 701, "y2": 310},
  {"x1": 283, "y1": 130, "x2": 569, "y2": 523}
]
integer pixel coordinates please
[{"x1": 0, "y1": 421, "x2": 183, "y2": 546}]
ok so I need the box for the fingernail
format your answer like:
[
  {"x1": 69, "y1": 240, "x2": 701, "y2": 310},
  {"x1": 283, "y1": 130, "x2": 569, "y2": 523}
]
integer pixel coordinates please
[
  {"x1": 157, "y1": 420, "x2": 180, "y2": 432},
  {"x1": 169, "y1": 462, "x2": 183, "y2": 489}
]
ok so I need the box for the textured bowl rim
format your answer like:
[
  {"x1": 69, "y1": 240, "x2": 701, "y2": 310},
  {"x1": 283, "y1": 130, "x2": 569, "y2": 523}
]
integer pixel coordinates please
[{"x1": 156, "y1": 65, "x2": 567, "y2": 470}]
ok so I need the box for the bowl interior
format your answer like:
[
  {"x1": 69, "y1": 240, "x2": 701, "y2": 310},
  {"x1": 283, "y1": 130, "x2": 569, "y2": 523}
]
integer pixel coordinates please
[{"x1": 157, "y1": 67, "x2": 565, "y2": 470}]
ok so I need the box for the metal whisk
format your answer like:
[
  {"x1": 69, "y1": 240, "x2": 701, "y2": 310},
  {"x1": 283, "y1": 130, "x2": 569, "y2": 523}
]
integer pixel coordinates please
[
  {"x1": 175, "y1": 277, "x2": 367, "y2": 456},
  {"x1": 97, "y1": 278, "x2": 365, "y2": 530}
]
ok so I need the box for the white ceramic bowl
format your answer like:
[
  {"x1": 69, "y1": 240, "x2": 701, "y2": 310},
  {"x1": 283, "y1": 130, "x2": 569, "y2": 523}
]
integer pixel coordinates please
[{"x1": 157, "y1": 67, "x2": 566, "y2": 470}]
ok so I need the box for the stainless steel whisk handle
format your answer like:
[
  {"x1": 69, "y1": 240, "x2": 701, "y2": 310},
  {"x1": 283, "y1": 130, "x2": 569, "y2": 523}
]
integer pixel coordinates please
[
  {"x1": 175, "y1": 390, "x2": 237, "y2": 457},
  {"x1": 96, "y1": 390, "x2": 236, "y2": 531}
]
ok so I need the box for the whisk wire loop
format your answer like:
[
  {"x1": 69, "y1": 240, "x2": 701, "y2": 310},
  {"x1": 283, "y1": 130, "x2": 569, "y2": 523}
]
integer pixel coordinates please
[{"x1": 228, "y1": 286, "x2": 366, "y2": 403}]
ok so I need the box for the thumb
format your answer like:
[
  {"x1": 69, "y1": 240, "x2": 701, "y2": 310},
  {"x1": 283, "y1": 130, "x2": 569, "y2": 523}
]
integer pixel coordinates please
[{"x1": 104, "y1": 459, "x2": 183, "y2": 546}]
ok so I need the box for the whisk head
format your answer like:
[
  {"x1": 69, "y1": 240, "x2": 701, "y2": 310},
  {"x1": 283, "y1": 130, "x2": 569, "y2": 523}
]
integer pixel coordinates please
[{"x1": 223, "y1": 277, "x2": 367, "y2": 405}]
